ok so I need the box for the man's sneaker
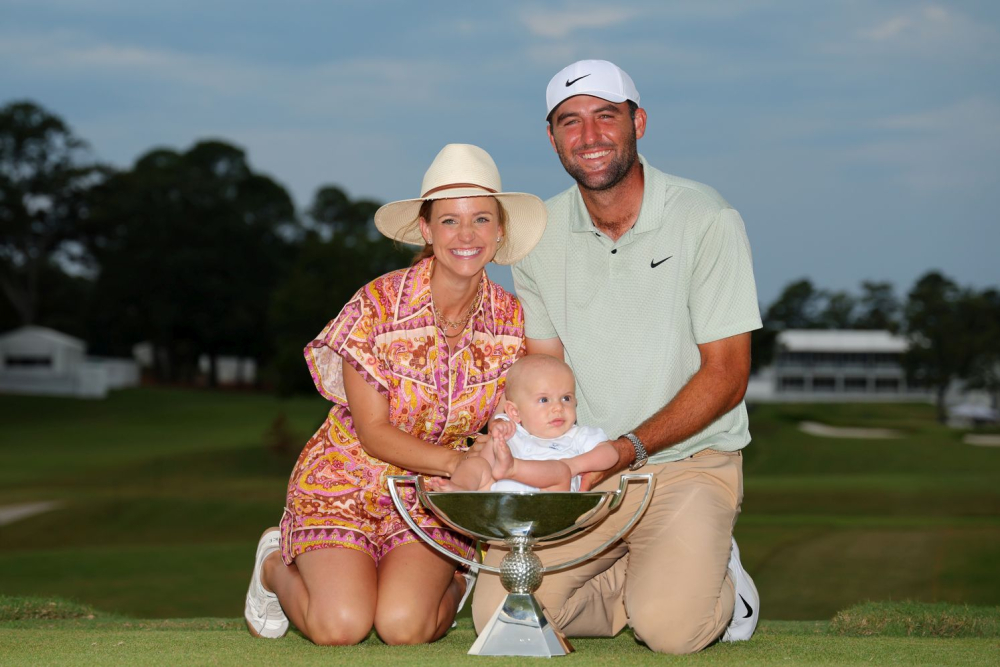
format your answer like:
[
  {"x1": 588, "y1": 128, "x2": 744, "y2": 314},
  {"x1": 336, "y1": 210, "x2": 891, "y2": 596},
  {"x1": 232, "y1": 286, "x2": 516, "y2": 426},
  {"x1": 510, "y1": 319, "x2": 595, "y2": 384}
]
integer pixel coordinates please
[
  {"x1": 721, "y1": 537, "x2": 759, "y2": 642},
  {"x1": 245, "y1": 528, "x2": 289, "y2": 639}
]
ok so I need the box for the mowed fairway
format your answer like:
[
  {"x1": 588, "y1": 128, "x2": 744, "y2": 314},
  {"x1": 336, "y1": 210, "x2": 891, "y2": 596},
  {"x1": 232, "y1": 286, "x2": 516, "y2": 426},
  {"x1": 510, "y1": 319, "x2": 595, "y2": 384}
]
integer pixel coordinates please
[{"x1": 1, "y1": 389, "x2": 999, "y2": 664}]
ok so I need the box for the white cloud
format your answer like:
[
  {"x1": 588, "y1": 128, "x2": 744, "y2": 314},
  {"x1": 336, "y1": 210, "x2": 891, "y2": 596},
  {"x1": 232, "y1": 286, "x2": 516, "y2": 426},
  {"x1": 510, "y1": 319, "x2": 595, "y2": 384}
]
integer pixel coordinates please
[
  {"x1": 844, "y1": 97, "x2": 1000, "y2": 191},
  {"x1": 519, "y1": 6, "x2": 640, "y2": 39},
  {"x1": 0, "y1": 29, "x2": 459, "y2": 114},
  {"x1": 856, "y1": 4, "x2": 998, "y2": 51}
]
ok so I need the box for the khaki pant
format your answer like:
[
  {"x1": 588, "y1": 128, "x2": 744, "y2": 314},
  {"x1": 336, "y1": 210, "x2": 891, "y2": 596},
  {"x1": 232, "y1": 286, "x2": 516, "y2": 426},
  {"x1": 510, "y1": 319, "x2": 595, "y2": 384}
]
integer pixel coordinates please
[{"x1": 471, "y1": 449, "x2": 742, "y2": 655}]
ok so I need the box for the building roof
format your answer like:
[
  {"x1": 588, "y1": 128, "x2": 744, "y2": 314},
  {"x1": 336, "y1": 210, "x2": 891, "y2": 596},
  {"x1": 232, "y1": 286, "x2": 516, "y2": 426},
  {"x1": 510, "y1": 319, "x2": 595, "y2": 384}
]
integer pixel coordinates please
[
  {"x1": 777, "y1": 329, "x2": 908, "y2": 353},
  {"x1": 0, "y1": 325, "x2": 86, "y2": 351}
]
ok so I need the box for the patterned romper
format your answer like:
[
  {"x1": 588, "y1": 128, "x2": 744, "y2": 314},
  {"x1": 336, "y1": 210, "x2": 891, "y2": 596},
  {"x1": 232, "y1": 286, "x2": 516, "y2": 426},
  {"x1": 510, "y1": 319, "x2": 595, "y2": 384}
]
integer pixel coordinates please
[{"x1": 279, "y1": 258, "x2": 526, "y2": 565}]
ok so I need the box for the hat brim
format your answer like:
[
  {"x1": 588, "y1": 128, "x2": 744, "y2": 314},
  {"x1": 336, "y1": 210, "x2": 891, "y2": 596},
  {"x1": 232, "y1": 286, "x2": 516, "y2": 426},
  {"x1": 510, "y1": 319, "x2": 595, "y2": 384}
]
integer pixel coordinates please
[
  {"x1": 374, "y1": 190, "x2": 547, "y2": 265},
  {"x1": 547, "y1": 91, "x2": 630, "y2": 120}
]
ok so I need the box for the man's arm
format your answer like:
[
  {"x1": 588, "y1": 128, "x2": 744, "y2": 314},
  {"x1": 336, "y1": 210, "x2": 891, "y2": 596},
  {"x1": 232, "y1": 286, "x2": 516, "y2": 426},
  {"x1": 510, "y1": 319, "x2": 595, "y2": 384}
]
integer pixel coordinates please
[
  {"x1": 562, "y1": 442, "x2": 620, "y2": 478},
  {"x1": 579, "y1": 331, "x2": 751, "y2": 490},
  {"x1": 526, "y1": 336, "x2": 564, "y2": 359}
]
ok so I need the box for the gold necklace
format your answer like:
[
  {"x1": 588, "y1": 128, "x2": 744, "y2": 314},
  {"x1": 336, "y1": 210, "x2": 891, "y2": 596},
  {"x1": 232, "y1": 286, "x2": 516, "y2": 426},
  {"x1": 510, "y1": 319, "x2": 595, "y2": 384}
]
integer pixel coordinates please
[{"x1": 434, "y1": 281, "x2": 483, "y2": 333}]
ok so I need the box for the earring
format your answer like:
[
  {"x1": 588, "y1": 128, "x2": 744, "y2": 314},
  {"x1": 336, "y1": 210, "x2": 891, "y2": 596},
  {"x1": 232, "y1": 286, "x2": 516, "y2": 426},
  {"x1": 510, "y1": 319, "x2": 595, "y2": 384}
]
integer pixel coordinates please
[{"x1": 496, "y1": 236, "x2": 502, "y2": 243}]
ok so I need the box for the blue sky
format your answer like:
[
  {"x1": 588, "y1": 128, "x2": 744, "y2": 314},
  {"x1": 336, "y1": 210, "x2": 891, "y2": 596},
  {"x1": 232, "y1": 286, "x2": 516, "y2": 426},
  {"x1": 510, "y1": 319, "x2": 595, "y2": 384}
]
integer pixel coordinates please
[{"x1": 2, "y1": 0, "x2": 998, "y2": 306}]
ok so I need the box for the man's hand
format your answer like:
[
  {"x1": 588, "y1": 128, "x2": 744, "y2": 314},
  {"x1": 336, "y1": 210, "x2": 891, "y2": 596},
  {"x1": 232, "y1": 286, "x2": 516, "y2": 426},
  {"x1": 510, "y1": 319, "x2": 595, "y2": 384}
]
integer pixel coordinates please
[{"x1": 577, "y1": 437, "x2": 634, "y2": 491}]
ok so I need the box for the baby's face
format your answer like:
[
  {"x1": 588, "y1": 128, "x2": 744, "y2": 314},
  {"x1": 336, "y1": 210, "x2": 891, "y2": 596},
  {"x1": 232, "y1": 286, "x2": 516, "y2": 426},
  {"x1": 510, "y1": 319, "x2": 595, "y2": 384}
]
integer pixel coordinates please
[{"x1": 508, "y1": 365, "x2": 577, "y2": 439}]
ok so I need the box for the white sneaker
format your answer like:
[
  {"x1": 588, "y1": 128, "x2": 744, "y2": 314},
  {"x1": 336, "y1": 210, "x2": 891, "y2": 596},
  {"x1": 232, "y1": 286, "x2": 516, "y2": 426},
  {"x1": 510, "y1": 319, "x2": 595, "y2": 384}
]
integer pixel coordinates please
[
  {"x1": 456, "y1": 566, "x2": 478, "y2": 614},
  {"x1": 721, "y1": 537, "x2": 759, "y2": 642},
  {"x1": 245, "y1": 529, "x2": 289, "y2": 639}
]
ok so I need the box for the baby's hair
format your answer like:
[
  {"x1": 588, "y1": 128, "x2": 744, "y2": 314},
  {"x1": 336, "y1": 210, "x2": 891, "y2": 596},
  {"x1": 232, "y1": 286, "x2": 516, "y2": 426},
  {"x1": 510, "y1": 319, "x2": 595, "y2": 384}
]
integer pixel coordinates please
[{"x1": 505, "y1": 354, "x2": 574, "y2": 402}]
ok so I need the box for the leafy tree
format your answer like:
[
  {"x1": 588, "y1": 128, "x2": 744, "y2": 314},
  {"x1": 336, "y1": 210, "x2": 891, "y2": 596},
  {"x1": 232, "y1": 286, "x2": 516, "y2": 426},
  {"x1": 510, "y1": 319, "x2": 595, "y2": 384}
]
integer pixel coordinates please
[
  {"x1": 903, "y1": 272, "x2": 979, "y2": 421},
  {"x1": 752, "y1": 279, "x2": 823, "y2": 372},
  {"x1": 960, "y1": 288, "x2": 1000, "y2": 410},
  {"x1": 86, "y1": 140, "x2": 297, "y2": 384},
  {"x1": 817, "y1": 290, "x2": 856, "y2": 329},
  {"x1": 269, "y1": 186, "x2": 410, "y2": 394},
  {"x1": 855, "y1": 281, "x2": 901, "y2": 332},
  {"x1": 763, "y1": 279, "x2": 822, "y2": 330},
  {"x1": 0, "y1": 100, "x2": 105, "y2": 327}
]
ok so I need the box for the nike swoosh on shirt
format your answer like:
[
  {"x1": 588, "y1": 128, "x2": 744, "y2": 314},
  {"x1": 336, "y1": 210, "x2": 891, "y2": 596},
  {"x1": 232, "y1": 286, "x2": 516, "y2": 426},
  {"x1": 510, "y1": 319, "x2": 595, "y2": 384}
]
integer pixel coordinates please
[
  {"x1": 565, "y1": 74, "x2": 591, "y2": 87},
  {"x1": 650, "y1": 256, "x2": 673, "y2": 268}
]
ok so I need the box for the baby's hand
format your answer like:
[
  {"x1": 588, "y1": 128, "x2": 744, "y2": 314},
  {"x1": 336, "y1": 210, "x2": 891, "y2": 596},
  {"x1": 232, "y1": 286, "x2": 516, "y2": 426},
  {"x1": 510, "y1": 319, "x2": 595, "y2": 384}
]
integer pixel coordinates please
[
  {"x1": 489, "y1": 417, "x2": 516, "y2": 447},
  {"x1": 491, "y1": 437, "x2": 515, "y2": 481}
]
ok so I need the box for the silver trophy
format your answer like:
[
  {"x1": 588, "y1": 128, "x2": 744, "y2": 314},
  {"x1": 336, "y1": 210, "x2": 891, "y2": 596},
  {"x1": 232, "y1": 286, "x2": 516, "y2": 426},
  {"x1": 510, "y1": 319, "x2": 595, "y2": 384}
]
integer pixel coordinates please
[{"x1": 388, "y1": 474, "x2": 655, "y2": 657}]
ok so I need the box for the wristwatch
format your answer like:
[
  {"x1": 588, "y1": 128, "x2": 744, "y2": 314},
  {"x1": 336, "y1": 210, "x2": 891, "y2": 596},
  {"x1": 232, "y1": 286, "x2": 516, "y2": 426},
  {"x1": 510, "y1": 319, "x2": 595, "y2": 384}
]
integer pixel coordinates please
[{"x1": 622, "y1": 432, "x2": 648, "y2": 471}]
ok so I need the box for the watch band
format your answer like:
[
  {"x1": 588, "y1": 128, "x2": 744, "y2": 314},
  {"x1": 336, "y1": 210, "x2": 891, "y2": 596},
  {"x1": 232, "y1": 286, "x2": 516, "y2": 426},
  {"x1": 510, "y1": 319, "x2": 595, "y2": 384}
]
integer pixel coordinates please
[{"x1": 622, "y1": 432, "x2": 648, "y2": 471}]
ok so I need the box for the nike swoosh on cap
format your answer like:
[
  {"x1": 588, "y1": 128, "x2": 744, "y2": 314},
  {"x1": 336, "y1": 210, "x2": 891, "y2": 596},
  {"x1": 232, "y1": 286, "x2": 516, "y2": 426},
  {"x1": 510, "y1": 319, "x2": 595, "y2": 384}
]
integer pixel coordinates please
[{"x1": 565, "y1": 74, "x2": 591, "y2": 87}]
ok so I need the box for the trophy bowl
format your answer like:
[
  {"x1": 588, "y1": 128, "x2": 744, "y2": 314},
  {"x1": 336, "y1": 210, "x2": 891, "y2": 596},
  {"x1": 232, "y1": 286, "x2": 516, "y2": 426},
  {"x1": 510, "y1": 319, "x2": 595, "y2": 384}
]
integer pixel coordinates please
[{"x1": 388, "y1": 474, "x2": 655, "y2": 658}]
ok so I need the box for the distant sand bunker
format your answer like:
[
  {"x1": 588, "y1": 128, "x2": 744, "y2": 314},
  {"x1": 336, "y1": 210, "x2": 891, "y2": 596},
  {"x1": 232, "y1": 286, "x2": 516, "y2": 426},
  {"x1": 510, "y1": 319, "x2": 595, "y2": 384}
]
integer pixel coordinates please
[
  {"x1": 799, "y1": 421, "x2": 902, "y2": 439},
  {"x1": 0, "y1": 501, "x2": 61, "y2": 527},
  {"x1": 964, "y1": 434, "x2": 1000, "y2": 447}
]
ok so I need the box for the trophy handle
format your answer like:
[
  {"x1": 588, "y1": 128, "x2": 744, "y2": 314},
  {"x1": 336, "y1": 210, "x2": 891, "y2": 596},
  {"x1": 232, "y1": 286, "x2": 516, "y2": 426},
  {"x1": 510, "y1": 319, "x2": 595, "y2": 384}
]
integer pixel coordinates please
[
  {"x1": 542, "y1": 473, "x2": 655, "y2": 574},
  {"x1": 387, "y1": 475, "x2": 501, "y2": 574}
]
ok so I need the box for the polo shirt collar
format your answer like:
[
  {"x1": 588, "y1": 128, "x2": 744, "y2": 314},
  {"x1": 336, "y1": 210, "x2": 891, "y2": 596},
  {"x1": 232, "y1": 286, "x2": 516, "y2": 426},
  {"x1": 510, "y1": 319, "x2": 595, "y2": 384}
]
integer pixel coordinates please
[{"x1": 568, "y1": 154, "x2": 666, "y2": 236}]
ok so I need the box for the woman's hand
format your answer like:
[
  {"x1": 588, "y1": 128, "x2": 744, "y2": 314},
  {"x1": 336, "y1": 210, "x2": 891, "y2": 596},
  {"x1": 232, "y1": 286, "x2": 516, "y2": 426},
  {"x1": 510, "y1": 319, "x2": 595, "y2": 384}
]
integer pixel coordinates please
[
  {"x1": 467, "y1": 432, "x2": 491, "y2": 456},
  {"x1": 344, "y1": 360, "x2": 466, "y2": 477}
]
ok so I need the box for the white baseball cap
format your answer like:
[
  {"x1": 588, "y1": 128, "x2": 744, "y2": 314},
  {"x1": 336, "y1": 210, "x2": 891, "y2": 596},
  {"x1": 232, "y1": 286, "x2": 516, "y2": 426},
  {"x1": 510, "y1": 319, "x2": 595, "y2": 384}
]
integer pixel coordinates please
[{"x1": 545, "y1": 59, "x2": 640, "y2": 120}]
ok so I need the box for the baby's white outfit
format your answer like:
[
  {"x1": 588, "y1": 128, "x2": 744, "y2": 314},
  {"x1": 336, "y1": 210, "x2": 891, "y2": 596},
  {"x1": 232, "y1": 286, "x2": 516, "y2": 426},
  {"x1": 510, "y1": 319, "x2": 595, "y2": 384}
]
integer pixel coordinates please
[{"x1": 491, "y1": 421, "x2": 609, "y2": 492}]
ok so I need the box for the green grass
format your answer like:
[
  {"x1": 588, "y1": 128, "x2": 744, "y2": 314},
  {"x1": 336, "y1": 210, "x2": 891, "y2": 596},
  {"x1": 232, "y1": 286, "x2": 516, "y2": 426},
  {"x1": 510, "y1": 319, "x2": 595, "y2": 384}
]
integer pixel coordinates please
[
  {"x1": 2, "y1": 388, "x2": 1000, "y2": 629},
  {"x1": 831, "y1": 601, "x2": 1000, "y2": 638},
  {"x1": 1, "y1": 599, "x2": 998, "y2": 666}
]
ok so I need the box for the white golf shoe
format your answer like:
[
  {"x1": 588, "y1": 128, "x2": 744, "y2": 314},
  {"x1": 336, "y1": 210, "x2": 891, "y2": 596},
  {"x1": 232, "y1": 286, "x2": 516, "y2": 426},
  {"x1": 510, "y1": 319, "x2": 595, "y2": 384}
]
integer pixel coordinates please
[
  {"x1": 720, "y1": 537, "x2": 759, "y2": 642},
  {"x1": 245, "y1": 528, "x2": 289, "y2": 639}
]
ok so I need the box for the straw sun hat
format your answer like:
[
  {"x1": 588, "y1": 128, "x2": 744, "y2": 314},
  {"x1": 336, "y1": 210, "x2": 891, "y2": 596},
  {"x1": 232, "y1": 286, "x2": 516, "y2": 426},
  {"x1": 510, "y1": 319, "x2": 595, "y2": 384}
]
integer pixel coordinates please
[{"x1": 373, "y1": 144, "x2": 546, "y2": 266}]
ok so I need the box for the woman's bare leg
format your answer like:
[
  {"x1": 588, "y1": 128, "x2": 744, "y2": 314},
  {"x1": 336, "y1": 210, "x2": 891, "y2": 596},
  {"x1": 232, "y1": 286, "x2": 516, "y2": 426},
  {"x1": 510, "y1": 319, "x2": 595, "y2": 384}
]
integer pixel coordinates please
[
  {"x1": 373, "y1": 541, "x2": 463, "y2": 645},
  {"x1": 262, "y1": 543, "x2": 377, "y2": 646}
]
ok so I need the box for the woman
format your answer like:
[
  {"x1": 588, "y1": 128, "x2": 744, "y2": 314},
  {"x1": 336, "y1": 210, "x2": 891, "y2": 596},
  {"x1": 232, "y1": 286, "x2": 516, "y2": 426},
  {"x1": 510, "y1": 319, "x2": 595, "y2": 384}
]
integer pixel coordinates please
[{"x1": 244, "y1": 144, "x2": 546, "y2": 645}]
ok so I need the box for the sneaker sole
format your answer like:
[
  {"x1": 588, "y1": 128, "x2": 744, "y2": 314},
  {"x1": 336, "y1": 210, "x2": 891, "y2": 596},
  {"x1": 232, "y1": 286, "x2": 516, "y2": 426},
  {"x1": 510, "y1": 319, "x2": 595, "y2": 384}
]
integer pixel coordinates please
[{"x1": 246, "y1": 527, "x2": 286, "y2": 639}]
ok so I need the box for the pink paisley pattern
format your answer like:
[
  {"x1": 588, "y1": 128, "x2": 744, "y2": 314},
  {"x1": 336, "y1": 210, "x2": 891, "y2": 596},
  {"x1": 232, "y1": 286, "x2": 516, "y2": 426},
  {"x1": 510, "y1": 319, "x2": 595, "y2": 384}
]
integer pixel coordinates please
[{"x1": 281, "y1": 258, "x2": 525, "y2": 565}]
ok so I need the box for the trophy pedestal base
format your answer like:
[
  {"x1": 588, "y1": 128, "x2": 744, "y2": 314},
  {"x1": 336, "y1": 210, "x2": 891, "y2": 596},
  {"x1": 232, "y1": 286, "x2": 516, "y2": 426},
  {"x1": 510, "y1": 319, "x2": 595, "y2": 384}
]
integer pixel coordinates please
[{"x1": 468, "y1": 593, "x2": 574, "y2": 657}]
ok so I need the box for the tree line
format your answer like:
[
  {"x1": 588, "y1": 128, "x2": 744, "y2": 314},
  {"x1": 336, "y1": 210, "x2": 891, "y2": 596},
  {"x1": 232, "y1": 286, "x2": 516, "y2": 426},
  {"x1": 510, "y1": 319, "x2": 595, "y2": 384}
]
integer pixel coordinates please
[
  {"x1": 751, "y1": 277, "x2": 1000, "y2": 419},
  {"x1": 2, "y1": 99, "x2": 997, "y2": 411},
  {"x1": 0, "y1": 100, "x2": 410, "y2": 393}
]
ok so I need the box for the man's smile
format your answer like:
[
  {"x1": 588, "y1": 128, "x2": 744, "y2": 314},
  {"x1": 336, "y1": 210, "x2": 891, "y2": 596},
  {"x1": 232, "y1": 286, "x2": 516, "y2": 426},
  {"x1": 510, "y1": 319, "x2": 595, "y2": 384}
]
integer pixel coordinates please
[{"x1": 580, "y1": 149, "x2": 612, "y2": 160}]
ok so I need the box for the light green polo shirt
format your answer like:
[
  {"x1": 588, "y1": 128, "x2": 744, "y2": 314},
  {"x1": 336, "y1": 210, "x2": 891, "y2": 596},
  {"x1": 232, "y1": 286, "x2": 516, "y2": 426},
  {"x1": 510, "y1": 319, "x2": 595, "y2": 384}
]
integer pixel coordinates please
[{"x1": 513, "y1": 155, "x2": 762, "y2": 463}]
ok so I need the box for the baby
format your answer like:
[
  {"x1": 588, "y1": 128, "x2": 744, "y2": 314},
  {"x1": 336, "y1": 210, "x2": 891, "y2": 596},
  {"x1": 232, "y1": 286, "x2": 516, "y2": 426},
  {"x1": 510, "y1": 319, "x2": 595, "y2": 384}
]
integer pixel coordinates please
[{"x1": 435, "y1": 354, "x2": 619, "y2": 492}]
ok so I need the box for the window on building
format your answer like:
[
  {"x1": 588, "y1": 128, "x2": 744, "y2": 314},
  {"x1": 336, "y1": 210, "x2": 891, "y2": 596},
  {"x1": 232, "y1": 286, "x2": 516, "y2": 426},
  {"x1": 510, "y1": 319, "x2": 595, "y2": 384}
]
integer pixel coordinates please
[
  {"x1": 780, "y1": 376, "x2": 805, "y2": 391},
  {"x1": 875, "y1": 378, "x2": 900, "y2": 393},
  {"x1": 844, "y1": 377, "x2": 868, "y2": 392},
  {"x1": 5, "y1": 355, "x2": 53, "y2": 367},
  {"x1": 813, "y1": 377, "x2": 836, "y2": 391}
]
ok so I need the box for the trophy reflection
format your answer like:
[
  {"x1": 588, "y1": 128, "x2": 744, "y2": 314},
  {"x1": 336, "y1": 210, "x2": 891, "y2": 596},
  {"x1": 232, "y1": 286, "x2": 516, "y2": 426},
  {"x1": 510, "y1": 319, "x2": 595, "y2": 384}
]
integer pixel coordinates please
[{"x1": 388, "y1": 473, "x2": 654, "y2": 657}]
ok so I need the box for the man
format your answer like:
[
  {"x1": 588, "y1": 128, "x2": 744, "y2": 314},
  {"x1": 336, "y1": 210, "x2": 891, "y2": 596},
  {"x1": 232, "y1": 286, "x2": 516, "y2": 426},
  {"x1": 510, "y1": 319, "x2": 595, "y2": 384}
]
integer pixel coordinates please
[{"x1": 471, "y1": 60, "x2": 762, "y2": 654}]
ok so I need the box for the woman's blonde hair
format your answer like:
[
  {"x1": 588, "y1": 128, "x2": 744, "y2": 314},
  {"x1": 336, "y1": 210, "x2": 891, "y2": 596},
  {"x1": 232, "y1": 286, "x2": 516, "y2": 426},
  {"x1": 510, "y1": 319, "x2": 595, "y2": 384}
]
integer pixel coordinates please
[{"x1": 407, "y1": 197, "x2": 509, "y2": 266}]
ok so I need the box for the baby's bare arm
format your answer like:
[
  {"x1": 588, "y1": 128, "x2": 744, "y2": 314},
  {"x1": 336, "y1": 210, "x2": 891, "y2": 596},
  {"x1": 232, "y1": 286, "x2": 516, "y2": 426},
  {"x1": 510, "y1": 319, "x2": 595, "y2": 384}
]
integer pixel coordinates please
[
  {"x1": 493, "y1": 439, "x2": 573, "y2": 490},
  {"x1": 563, "y1": 443, "x2": 620, "y2": 478}
]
